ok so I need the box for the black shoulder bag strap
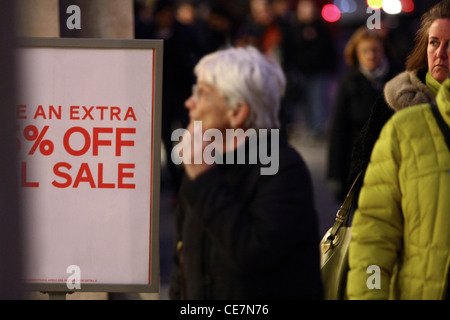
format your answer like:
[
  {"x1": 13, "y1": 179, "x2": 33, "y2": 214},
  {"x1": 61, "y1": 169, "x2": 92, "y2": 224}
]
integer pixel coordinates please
[{"x1": 430, "y1": 100, "x2": 450, "y2": 152}]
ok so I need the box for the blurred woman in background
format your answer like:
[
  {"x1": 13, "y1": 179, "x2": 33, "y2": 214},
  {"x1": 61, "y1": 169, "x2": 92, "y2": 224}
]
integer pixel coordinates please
[{"x1": 327, "y1": 26, "x2": 398, "y2": 201}]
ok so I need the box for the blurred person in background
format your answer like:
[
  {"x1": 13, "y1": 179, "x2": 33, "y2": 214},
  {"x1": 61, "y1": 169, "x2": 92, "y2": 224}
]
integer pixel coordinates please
[
  {"x1": 175, "y1": 0, "x2": 196, "y2": 25},
  {"x1": 136, "y1": 0, "x2": 204, "y2": 197},
  {"x1": 347, "y1": 0, "x2": 450, "y2": 199},
  {"x1": 195, "y1": 0, "x2": 236, "y2": 54},
  {"x1": 134, "y1": 0, "x2": 154, "y2": 39},
  {"x1": 280, "y1": 0, "x2": 337, "y2": 141},
  {"x1": 327, "y1": 26, "x2": 399, "y2": 202},
  {"x1": 235, "y1": 0, "x2": 283, "y2": 62},
  {"x1": 169, "y1": 46, "x2": 322, "y2": 300},
  {"x1": 347, "y1": 1, "x2": 450, "y2": 300},
  {"x1": 272, "y1": 0, "x2": 291, "y2": 22}
]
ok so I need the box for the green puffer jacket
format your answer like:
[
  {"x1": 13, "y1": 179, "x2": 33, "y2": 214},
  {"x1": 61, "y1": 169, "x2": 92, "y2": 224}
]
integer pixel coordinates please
[{"x1": 347, "y1": 78, "x2": 450, "y2": 300}]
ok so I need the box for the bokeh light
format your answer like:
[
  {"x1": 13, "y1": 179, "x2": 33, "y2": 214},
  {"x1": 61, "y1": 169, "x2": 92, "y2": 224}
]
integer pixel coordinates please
[
  {"x1": 334, "y1": 0, "x2": 357, "y2": 13},
  {"x1": 401, "y1": 0, "x2": 415, "y2": 13},
  {"x1": 321, "y1": 4, "x2": 341, "y2": 23},
  {"x1": 367, "y1": 0, "x2": 383, "y2": 10},
  {"x1": 383, "y1": 0, "x2": 402, "y2": 14}
]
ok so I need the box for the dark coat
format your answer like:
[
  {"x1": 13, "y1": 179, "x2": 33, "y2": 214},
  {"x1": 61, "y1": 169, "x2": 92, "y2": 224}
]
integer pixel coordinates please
[
  {"x1": 347, "y1": 68, "x2": 429, "y2": 190},
  {"x1": 327, "y1": 67, "x2": 397, "y2": 201},
  {"x1": 347, "y1": 69, "x2": 430, "y2": 205},
  {"x1": 169, "y1": 136, "x2": 322, "y2": 300}
]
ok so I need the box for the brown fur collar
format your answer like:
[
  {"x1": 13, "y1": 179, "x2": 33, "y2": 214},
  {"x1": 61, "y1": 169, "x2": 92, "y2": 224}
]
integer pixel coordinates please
[{"x1": 383, "y1": 70, "x2": 435, "y2": 112}]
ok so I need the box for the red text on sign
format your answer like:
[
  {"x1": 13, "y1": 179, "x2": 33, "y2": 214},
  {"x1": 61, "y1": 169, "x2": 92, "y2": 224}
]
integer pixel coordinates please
[
  {"x1": 69, "y1": 106, "x2": 137, "y2": 121},
  {"x1": 23, "y1": 105, "x2": 137, "y2": 121},
  {"x1": 52, "y1": 162, "x2": 136, "y2": 189},
  {"x1": 63, "y1": 127, "x2": 136, "y2": 156},
  {"x1": 21, "y1": 162, "x2": 39, "y2": 187}
]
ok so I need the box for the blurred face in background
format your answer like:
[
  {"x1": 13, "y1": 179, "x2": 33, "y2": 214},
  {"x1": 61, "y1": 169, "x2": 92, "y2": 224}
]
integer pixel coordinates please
[
  {"x1": 176, "y1": 3, "x2": 195, "y2": 25},
  {"x1": 297, "y1": 0, "x2": 316, "y2": 24},
  {"x1": 356, "y1": 38, "x2": 385, "y2": 71},
  {"x1": 272, "y1": 0, "x2": 289, "y2": 18},
  {"x1": 427, "y1": 18, "x2": 450, "y2": 83},
  {"x1": 251, "y1": 0, "x2": 274, "y2": 26},
  {"x1": 156, "y1": 6, "x2": 175, "y2": 29}
]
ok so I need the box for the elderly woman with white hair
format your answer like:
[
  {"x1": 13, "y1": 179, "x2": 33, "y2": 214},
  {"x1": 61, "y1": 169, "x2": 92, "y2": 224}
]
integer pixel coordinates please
[{"x1": 169, "y1": 46, "x2": 322, "y2": 300}]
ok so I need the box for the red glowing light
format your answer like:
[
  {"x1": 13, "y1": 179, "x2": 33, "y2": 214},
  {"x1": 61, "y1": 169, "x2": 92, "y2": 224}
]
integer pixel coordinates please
[
  {"x1": 401, "y1": 0, "x2": 415, "y2": 13},
  {"x1": 321, "y1": 4, "x2": 341, "y2": 23}
]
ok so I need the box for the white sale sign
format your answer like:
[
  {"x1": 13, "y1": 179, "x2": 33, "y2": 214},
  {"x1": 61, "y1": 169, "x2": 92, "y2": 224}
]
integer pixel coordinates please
[{"x1": 16, "y1": 39, "x2": 162, "y2": 293}]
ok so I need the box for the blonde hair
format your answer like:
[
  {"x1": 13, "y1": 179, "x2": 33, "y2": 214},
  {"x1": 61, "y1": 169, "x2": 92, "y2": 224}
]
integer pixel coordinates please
[{"x1": 344, "y1": 26, "x2": 386, "y2": 67}]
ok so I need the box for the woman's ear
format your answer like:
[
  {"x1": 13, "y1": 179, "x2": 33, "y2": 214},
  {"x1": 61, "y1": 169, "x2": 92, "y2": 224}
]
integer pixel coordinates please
[{"x1": 228, "y1": 103, "x2": 250, "y2": 129}]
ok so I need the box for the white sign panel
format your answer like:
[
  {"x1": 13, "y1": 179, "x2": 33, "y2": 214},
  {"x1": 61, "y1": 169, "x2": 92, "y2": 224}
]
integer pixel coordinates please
[{"x1": 16, "y1": 39, "x2": 162, "y2": 293}]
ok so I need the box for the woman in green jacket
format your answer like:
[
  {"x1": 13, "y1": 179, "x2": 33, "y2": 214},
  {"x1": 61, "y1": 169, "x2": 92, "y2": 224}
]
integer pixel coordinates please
[
  {"x1": 347, "y1": 19, "x2": 450, "y2": 299},
  {"x1": 347, "y1": 1, "x2": 450, "y2": 194}
]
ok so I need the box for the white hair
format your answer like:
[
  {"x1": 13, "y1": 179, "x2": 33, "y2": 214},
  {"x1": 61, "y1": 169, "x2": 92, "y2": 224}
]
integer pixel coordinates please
[{"x1": 194, "y1": 46, "x2": 286, "y2": 130}]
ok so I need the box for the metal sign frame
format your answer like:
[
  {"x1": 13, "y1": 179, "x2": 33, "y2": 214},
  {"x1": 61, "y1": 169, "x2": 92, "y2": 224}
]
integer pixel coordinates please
[{"x1": 17, "y1": 37, "x2": 162, "y2": 294}]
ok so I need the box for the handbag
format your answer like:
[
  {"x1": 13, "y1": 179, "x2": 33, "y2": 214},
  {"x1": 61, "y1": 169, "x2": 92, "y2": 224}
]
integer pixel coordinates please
[{"x1": 319, "y1": 170, "x2": 365, "y2": 300}]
